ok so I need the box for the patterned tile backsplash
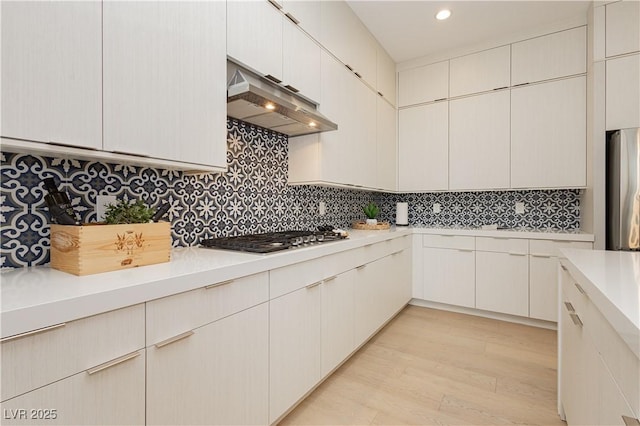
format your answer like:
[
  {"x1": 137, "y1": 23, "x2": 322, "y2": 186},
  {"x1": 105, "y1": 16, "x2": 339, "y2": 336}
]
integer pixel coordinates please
[{"x1": 0, "y1": 119, "x2": 581, "y2": 269}]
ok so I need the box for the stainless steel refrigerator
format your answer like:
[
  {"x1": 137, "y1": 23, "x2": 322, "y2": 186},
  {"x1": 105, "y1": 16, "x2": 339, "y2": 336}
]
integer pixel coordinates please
[{"x1": 606, "y1": 128, "x2": 640, "y2": 250}]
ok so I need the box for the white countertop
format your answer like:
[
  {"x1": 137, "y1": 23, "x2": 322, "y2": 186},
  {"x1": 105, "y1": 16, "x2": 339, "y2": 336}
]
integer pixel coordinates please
[
  {"x1": 412, "y1": 226, "x2": 594, "y2": 241},
  {"x1": 561, "y1": 249, "x2": 640, "y2": 358},
  {"x1": 0, "y1": 228, "x2": 411, "y2": 339}
]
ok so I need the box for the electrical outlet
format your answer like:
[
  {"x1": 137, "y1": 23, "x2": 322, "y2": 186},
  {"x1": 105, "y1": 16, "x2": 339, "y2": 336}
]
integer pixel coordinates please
[
  {"x1": 319, "y1": 201, "x2": 326, "y2": 216},
  {"x1": 515, "y1": 202, "x2": 525, "y2": 215},
  {"x1": 96, "y1": 195, "x2": 117, "y2": 221},
  {"x1": 433, "y1": 203, "x2": 441, "y2": 214}
]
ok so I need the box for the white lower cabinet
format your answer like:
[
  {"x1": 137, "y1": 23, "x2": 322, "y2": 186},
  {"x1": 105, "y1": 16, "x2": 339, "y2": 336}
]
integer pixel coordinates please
[
  {"x1": 147, "y1": 303, "x2": 269, "y2": 425},
  {"x1": 476, "y1": 251, "x2": 529, "y2": 316},
  {"x1": 269, "y1": 283, "x2": 322, "y2": 424},
  {"x1": 321, "y1": 270, "x2": 356, "y2": 376}
]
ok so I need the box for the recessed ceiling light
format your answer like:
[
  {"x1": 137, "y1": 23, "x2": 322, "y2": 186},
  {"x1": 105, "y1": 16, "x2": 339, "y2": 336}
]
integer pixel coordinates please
[{"x1": 436, "y1": 9, "x2": 451, "y2": 20}]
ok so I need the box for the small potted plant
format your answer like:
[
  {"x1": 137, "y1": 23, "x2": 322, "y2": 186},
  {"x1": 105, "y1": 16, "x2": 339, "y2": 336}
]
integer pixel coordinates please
[
  {"x1": 363, "y1": 202, "x2": 380, "y2": 226},
  {"x1": 104, "y1": 199, "x2": 155, "y2": 224}
]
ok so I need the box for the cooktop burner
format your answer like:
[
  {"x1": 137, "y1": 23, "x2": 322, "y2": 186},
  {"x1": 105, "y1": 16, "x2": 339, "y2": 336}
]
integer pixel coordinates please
[{"x1": 200, "y1": 230, "x2": 348, "y2": 254}]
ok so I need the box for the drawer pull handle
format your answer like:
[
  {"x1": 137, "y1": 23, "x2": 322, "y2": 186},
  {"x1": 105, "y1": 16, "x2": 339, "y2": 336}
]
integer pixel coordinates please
[
  {"x1": 1, "y1": 322, "x2": 66, "y2": 343},
  {"x1": 622, "y1": 416, "x2": 640, "y2": 426},
  {"x1": 574, "y1": 282, "x2": 586, "y2": 295},
  {"x1": 205, "y1": 279, "x2": 234, "y2": 290},
  {"x1": 561, "y1": 265, "x2": 568, "y2": 271},
  {"x1": 306, "y1": 281, "x2": 322, "y2": 289},
  {"x1": 87, "y1": 350, "x2": 141, "y2": 375},
  {"x1": 564, "y1": 302, "x2": 575, "y2": 313},
  {"x1": 155, "y1": 330, "x2": 195, "y2": 349},
  {"x1": 324, "y1": 276, "x2": 337, "y2": 283},
  {"x1": 508, "y1": 252, "x2": 527, "y2": 256},
  {"x1": 391, "y1": 250, "x2": 403, "y2": 256},
  {"x1": 458, "y1": 249, "x2": 473, "y2": 253},
  {"x1": 356, "y1": 264, "x2": 367, "y2": 270},
  {"x1": 284, "y1": 12, "x2": 300, "y2": 25},
  {"x1": 530, "y1": 253, "x2": 553, "y2": 258},
  {"x1": 569, "y1": 312, "x2": 583, "y2": 327}
]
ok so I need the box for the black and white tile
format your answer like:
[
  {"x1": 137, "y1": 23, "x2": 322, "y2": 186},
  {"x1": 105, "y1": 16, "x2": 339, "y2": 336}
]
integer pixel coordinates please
[{"x1": 0, "y1": 119, "x2": 581, "y2": 269}]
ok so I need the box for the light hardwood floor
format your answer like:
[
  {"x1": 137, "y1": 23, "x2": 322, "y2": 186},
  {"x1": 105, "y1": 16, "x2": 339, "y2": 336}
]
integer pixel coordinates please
[{"x1": 280, "y1": 305, "x2": 564, "y2": 425}]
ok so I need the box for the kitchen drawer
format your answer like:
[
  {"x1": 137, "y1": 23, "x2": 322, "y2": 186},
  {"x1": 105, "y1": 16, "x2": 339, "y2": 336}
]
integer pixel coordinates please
[
  {"x1": 529, "y1": 239, "x2": 592, "y2": 258},
  {"x1": 1, "y1": 304, "x2": 145, "y2": 402},
  {"x1": 476, "y1": 236, "x2": 528, "y2": 254},
  {"x1": 361, "y1": 239, "x2": 394, "y2": 264},
  {"x1": 423, "y1": 234, "x2": 475, "y2": 250},
  {"x1": 270, "y1": 257, "x2": 327, "y2": 299},
  {"x1": 146, "y1": 272, "x2": 268, "y2": 345},
  {"x1": 588, "y1": 301, "x2": 640, "y2": 416}
]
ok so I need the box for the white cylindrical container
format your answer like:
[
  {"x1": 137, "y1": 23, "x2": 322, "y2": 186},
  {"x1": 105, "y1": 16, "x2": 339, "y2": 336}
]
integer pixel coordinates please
[{"x1": 396, "y1": 202, "x2": 408, "y2": 226}]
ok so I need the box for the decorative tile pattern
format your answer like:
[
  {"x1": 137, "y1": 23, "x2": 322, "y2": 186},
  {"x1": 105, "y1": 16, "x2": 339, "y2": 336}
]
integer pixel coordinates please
[{"x1": 0, "y1": 119, "x2": 581, "y2": 269}]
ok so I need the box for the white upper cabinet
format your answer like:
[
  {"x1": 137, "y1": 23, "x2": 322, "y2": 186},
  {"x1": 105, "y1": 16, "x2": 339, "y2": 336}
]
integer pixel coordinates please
[
  {"x1": 449, "y1": 91, "x2": 511, "y2": 190},
  {"x1": 511, "y1": 76, "x2": 586, "y2": 188},
  {"x1": 281, "y1": 0, "x2": 321, "y2": 42},
  {"x1": 227, "y1": 0, "x2": 283, "y2": 81},
  {"x1": 377, "y1": 48, "x2": 397, "y2": 105},
  {"x1": 320, "y1": 0, "x2": 377, "y2": 88},
  {"x1": 449, "y1": 46, "x2": 510, "y2": 97},
  {"x1": 103, "y1": 1, "x2": 227, "y2": 168},
  {"x1": 283, "y1": 20, "x2": 321, "y2": 103},
  {"x1": 376, "y1": 97, "x2": 397, "y2": 191},
  {"x1": 606, "y1": 54, "x2": 640, "y2": 130},
  {"x1": 398, "y1": 61, "x2": 449, "y2": 107},
  {"x1": 1, "y1": 1, "x2": 102, "y2": 149},
  {"x1": 606, "y1": 0, "x2": 640, "y2": 57},
  {"x1": 398, "y1": 102, "x2": 448, "y2": 192},
  {"x1": 511, "y1": 26, "x2": 587, "y2": 85}
]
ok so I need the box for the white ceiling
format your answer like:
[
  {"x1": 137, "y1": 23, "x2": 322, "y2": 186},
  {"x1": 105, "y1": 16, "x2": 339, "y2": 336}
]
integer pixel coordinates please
[{"x1": 346, "y1": 0, "x2": 591, "y2": 63}]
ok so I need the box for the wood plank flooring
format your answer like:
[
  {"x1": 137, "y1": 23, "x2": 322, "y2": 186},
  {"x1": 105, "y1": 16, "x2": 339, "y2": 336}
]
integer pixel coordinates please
[{"x1": 280, "y1": 305, "x2": 564, "y2": 425}]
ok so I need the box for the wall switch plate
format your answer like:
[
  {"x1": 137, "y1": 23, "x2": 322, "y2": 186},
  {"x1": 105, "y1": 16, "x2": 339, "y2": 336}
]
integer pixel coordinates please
[
  {"x1": 96, "y1": 195, "x2": 117, "y2": 222},
  {"x1": 433, "y1": 203, "x2": 441, "y2": 213},
  {"x1": 515, "y1": 202, "x2": 525, "y2": 215},
  {"x1": 319, "y1": 201, "x2": 326, "y2": 216}
]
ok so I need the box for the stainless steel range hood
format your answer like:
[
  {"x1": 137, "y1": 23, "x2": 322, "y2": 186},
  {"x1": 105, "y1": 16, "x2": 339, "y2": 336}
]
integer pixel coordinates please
[{"x1": 227, "y1": 62, "x2": 337, "y2": 137}]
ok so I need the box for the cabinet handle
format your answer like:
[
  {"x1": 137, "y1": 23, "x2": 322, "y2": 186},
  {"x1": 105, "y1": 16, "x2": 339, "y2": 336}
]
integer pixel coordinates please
[
  {"x1": 513, "y1": 82, "x2": 530, "y2": 87},
  {"x1": 574, "y1": 282, "x2": 586, "y2": 295},
  {"x1": 530, "y1": 253, "x2": 553, "y2": 258},
  {"x1": 493, "y1": 86, "x2": 509, "y2": 90},
  {"x1": 205, "y1": 279, "x2": 234, "y2": 290},
  {"x1": 561, "y1": 265, "x2": 568, "y2": 271},
  {"x1": 391, "y1": 250, "x2": 403, "y2": 256},
  {"x1": 87, "y1": 351, "x2": 141, "y2": 375},
  {"x1": 354, "y1": 72, "x2": 362, "y2": 78},
  {"x1": 267, "y1": 0, "x2": 283, "y2": 9},
  {"x1": 324, "y1": 276, "x2": 337, "y2": 283},
  {"x1": 622, "y1": 416, "x2": 640, "y2": 426},
  {"x1": 264, "y1": 74, "x2": 282, "y2": 84},
  {"x1": 356, "y1": 264, "x2": 367, "y2": 270},
  {"x1": 569, "y1": 312, "x2": 583, "y2": 327},
  {"x1": 284, "y1": 84, "x2": 300, "y2": 93},
  {"x1": 378, "y1": 91, "x2": 384, "y2": 97},
  {"x1": 508, "y1": 252, "x2": 527, "y2": 256},
  {"x1": 155, "y1": 330, "x2": 195, "y2": 349},
  {"x1": 0, "y1": 322, "x2": 66, "y2": 343},
  {"x1": 564, "y1": 302, "x2": 575, "y2": 312},
  {"x1": 434, "y1": 98, "x2": 447, "y2": 102},
  {"x1": 284, "y1": 12, "x2": 300, "y2": 24},
  {"x1": 345, "y1": 64, "x2": 354, "y2": 72},
  {"x1": 458, "y1": 249, "x2": 473, "y2": 253},
  {"x1": 306, "y1": 281, "x2": 322, "y2": 289}
]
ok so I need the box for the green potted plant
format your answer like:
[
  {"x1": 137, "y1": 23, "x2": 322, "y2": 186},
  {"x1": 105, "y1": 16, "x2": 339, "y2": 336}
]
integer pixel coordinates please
[
  {"x1": 362, "y1": 202, "x2": 380, "y2": 226},
  {"x1": 104, "y1": 199, "x2": 155, "y2": 224}
]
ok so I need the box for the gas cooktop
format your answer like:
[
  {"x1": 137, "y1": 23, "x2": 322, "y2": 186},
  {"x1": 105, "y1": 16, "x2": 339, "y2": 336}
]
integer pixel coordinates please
[{"x1": 200, "y1": 230, "x2": 348, "y2": 254}]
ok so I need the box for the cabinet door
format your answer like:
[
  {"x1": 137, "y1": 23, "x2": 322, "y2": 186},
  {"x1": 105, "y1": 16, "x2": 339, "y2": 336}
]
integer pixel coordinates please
[
  {"x1": 352, "y1": 78, "x2": 378, "y2": 188},
  {"x1": 0, "y1": 1, "x2": 101, "y2": 149},
  {"x1": 476, "y1": 251, "x2": 529, "y2": 316},
  {"x1": 354, "y1": 259, "x2": 386, "y2": 344},
  {"x1": 227, "y1": 0, "x2": 283, "y2": 81},
  {"x1": 398, "y1": 101, "x2": 448, "y2": 191},
  {"x1": 606, "y1": 54, "x2": 640, "y2": 130},
  {"x1": 398, "y1": 61, "x2": 449, "y2": 107},
  {"x1": 270, "y1": 285, "x2": 321, "y2": 423},
  {"x1": 103, "y1": 1, "x2": 227, "y2": 168},
  {"x1": 147, "y1": 304, "x2": 269, "y2": 426},
  {"x1": 283, "y1": 20, "x2": 321, "y2": 103},
  {"x1": 0, "y1": 350, "x2": 145, "y2": 426},
  {"x1": 511, "y1": 76, "x2": 586, "y2": 188},
  {"x1": 606, "y1": 0, "x2": 640, "y2": 58},
  {"x1": 529, "y1": 255, "x2": 559, "y2": 322},
  {"x1": 377, "y1": 48, "x2": 397, "y2": 105},
  {"x1": 423, "y1": 247, "x2": 475, "y2": 308},
  {"x1": 321, "y1": 270, "x2": 356, "y2": 376},
  {"x1": 449, "y1": 91, "x2": 510, "y2": 190},
  {"x1": 377, "y1": 97, "x2": 397, "y2": 191},
  {"x1": 450, "y1": 46, "x2": 510, "y2": 97},
  {"x1": 511, "y1": 26, "x2": 586, "y2": 85},
  {"x1": 598, "y1": 355, "x2": 638, "y2": 426}
]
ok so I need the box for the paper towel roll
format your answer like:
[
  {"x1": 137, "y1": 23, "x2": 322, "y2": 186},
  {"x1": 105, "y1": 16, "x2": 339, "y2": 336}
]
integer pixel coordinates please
[{"x1": 396, "y1": 202, "x2": 408, "y2": 226}]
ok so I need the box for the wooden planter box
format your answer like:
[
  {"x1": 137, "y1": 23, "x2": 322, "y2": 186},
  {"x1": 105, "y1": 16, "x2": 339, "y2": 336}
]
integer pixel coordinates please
[{"x1": 50, "y1": 222, "x2": 171, "y2": 276}]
